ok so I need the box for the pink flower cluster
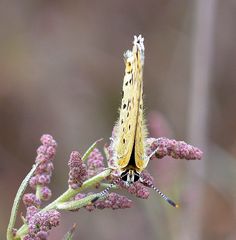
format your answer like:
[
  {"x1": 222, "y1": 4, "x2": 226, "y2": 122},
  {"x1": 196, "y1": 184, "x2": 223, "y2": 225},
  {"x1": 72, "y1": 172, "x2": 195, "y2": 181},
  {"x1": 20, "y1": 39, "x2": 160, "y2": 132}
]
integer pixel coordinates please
[
  {"x1": 23, "y1": 135, "x2": 57, "y2": 208},
  {"x1": 67, "y1": 148, "x2": 105, "y2": 190},
  {"x1": 22, "y1": 135, "x2": 58, "y2": 239},
  {"x1": 146, "y1": 137, "x2": 203, "y2": 160},
  {"x1": 87, "y1": 148, "x2": 105, "y2": 177},
  {"x1": 28, "y1": 134, "x2": 57, "y2": 203},
  {"x1": 68, "y1": 151, "x2": 88, "y2": 189},
  {"x1": 23, "y1": 209, "x2": 60, "y2": 240}
]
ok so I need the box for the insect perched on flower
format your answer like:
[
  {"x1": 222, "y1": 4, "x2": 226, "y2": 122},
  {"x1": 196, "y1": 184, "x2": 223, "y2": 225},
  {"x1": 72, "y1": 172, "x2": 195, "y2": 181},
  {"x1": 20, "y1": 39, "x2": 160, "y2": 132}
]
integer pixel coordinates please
[
  {"x1": 96, "y1": 35, "x2": 178, "y2": 207},
  {"x1": 109, "y1": 35, "x2": 148, "y2": 183}
]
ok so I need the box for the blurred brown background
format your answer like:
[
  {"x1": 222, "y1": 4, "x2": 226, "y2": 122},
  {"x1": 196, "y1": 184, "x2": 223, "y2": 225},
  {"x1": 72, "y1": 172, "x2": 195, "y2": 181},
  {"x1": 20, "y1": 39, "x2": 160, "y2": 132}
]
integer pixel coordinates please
[{"x1": 1, "y1": 0, "x2": 236, "y2": 239}]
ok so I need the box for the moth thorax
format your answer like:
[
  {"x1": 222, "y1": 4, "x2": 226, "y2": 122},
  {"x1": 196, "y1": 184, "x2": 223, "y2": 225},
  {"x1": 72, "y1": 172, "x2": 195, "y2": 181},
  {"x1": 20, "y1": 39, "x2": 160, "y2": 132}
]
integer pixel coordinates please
[{"x1": 121, "y1": 169, "x2": 140, "y2": 184}]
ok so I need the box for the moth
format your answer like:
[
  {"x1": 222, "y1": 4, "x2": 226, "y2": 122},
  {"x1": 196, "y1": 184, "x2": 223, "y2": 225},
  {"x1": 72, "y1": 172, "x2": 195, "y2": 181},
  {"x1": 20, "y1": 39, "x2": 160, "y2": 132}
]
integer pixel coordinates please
[
  {"x1": 110, "y1": 35, "x2": 148, "y2": 183},
  {"x1": 99, "y1": 35, "x2": 178, "y2": 207}
]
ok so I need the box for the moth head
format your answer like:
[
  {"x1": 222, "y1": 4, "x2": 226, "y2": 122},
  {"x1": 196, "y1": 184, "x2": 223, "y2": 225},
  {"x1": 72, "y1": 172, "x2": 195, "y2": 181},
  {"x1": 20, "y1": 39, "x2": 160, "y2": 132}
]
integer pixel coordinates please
[{"x1": 120, "y1": 169, "x2": 140, "y2": 184}]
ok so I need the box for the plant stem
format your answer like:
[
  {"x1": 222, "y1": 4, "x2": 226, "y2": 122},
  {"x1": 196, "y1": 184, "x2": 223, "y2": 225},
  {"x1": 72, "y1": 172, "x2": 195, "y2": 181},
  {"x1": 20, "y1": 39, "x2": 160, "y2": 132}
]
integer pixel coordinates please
[
  {"x1": 57, "y1": 193, "x2": 99, "y2": 210},
  {"x1": 15, "y1": 168, "x2": 111, "y2": 238},
  {"x1": 7, "y1": 163, "x2": 39, "y2": 240}
]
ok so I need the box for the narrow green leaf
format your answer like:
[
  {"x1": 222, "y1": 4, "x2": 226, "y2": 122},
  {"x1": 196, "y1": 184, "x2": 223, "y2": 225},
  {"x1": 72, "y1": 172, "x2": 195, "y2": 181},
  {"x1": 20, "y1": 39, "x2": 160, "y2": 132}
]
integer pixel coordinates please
[
  {"x1": 82, "y1": 138, "x2": 103, "y2": 161},
  {"x1": 63, "y1": 224, "x2": 77, "y2": 240},
  {"x1": 7, "y1": 162, "x2": 39, "y2": 240}
]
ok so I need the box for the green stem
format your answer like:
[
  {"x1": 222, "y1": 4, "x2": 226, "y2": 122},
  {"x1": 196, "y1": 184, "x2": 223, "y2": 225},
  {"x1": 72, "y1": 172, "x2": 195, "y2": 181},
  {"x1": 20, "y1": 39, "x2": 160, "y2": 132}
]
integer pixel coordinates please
[
  {"x1": 82, "y1": 138, "x2": 103, "y2": 161},
  {"x1": 7, "y1": 163, "x2": 39, "y2": 240},
  {"x1": 57, "y1": 193, "x2": 99, "y2": 210},
  {"x1": 35, "y1": 185, "x2": 42, "y2": 200},
  {"x1": 16, "y1": 168, "x2": 111, "y2": 238},
  {"x1": 100, "y1": 183, "x2": 117, "y2": 189}
]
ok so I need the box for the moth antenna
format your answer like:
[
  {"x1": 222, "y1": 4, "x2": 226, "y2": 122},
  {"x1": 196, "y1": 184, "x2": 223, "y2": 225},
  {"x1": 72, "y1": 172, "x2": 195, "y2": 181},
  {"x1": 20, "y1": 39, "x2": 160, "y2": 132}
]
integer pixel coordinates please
[
  {"x1": 148, "y1": 148, "x2": 159, "y2": 160},
  {"x1": 91, "y1": 178, "x2": 121, "y2": 203},
  {"x1": 91, "y1": 184, "x2": 114, "y2": 203},
  {"x1": 140, "y1": 178, "x2": 179, "y2": 208},
  {"x1": 150, "y1": 183, "x2": 179, "y2": 208}
]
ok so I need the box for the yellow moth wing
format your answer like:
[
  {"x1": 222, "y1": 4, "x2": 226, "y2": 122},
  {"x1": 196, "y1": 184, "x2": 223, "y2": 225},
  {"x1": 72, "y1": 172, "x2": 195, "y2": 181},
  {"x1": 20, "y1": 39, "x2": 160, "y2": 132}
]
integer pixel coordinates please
[
  {"x1": 132, "y1": 43, "x2": 149, "y2": 171},
  {"x1": 113, "y1": 50, "x2": 139, "y2": 168},
  {"x1": 112, "y1": 35, "x2": 149, "y2": 171},
  {"x1": 134, "y1": 79, "x2": 149, "y2": 171}
]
